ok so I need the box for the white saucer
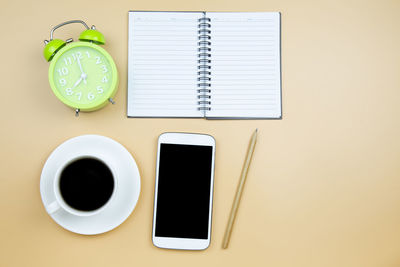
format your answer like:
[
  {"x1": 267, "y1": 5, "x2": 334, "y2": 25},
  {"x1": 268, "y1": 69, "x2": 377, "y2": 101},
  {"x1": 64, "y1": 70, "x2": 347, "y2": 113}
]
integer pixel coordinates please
[{"x1": 40, "y1": 135, "x2": 141, "y2": 235}]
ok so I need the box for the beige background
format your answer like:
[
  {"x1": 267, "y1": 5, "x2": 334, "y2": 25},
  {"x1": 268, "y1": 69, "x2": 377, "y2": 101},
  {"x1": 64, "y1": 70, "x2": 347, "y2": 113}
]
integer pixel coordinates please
[{"x1": 1, "y1": 0, "x2": 400, "y2": 266}]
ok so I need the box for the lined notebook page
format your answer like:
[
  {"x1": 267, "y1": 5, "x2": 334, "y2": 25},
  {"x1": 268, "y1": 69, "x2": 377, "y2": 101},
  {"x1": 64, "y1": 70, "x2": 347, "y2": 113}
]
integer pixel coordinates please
[
  {"x1": 205, "y1": 12, "x2": 281, "y2": 119},
  {"x1": 128, "y1": 11, "x2": 203, "y2": 117}
]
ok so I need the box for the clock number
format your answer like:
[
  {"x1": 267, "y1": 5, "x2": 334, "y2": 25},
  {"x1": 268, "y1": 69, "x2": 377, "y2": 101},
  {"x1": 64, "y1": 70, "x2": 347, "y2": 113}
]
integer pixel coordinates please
[
  {"x1": 97, "y1": 86, "x2": 104, "y2": 94},
  {"x1": 76, "y1": 92, "x2": 82, "y2": 101},
  {"x1": 65, "y1": 88, "x2": 73, "y2": 95},
  {"x1": 64, "y1": 57, "x2": 72, "y2": 65},
  {"x1": 85, "y1": 51, "x2": 90, "y2": 58},
  {"x1": 59, "y1": 78, "x2": 66, "y2": 86},
  {"x1": 102, "y1": 76, "x2": 108, "y2": 83},
  {"x1": 101, "y1": 65, "x2": 108, "y2": 73},
  {"x1": 95, "y1": 56, "x2": 102, "y2": 64},
  {"x1": 87, "y1": 92, "x2": 95, "y2": 100},
  {"x1": 57, "y1": 67, "x2": 69, "y2": 76},
  {"x1": 72, "y1": 52, "x2": 82, "y2": 61}
]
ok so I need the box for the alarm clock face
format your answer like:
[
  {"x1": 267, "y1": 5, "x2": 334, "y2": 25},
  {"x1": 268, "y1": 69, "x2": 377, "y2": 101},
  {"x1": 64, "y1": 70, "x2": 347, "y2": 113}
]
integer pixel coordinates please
[{"x1": 49, "y1": 42, "x2": 118, "y2": 111}]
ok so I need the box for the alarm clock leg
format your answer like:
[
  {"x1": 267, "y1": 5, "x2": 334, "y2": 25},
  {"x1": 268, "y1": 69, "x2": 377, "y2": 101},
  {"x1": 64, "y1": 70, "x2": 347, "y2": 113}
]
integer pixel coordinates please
[
  {"x1": 75, "y1": 109, "x2": 80, "y2": 117},
  {"x1": 108, "y1": 98, "x2": 115, "y2": 105}
]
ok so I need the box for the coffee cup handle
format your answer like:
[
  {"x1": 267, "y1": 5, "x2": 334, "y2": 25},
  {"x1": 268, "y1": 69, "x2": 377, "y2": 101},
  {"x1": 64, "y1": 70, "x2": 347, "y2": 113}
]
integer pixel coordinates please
[{"x1": 46, "y1": 201, "x2": 61, "y2": 214}]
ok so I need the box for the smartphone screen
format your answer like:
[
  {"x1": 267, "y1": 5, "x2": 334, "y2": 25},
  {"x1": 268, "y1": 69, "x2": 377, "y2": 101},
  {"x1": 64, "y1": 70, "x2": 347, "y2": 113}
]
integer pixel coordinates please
[{"x1": 155, "y1": 143, "x2": 213, "y2": 239}]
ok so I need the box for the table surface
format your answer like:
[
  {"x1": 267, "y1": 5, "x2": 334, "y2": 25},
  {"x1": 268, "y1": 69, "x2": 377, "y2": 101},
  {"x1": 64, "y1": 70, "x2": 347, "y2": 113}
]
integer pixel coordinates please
[{"x1": 1, "y1": 0, "x2": 400, "y2": 266}]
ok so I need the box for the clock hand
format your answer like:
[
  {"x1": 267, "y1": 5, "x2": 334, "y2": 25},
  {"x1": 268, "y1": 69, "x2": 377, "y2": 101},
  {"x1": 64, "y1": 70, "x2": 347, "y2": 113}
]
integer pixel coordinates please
[
  {"x1": 81, "y1": 72, "x2": 87, "y2": 84},
  {"x1": 76, "y1": 57, "x2": 85, "y2": 74},
  {"x1": 72, "y1": 76, "x2": 83, "y2": 89},
  {"x1": 76, "y1": 57, "x2": 87, "y2": 84}
]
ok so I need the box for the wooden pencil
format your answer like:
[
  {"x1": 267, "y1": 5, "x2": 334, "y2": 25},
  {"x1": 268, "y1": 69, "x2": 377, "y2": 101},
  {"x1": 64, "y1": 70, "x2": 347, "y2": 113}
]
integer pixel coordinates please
[{"x1": 222, "y1": 129, "x2": 258, "y2": 249}]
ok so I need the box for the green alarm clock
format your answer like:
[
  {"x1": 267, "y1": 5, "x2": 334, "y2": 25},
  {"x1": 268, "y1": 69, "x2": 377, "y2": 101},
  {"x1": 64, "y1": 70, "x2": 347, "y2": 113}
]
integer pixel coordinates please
[{"x1": 43, "y1": 20, "x2": 118, "y2": 116}]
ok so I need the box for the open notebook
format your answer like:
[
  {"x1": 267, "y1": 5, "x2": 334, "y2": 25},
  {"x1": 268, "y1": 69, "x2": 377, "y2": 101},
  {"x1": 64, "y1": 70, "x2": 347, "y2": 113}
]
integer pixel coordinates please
[{"x1": 127, "y1": 11, "x2": 281, "y2": 119}]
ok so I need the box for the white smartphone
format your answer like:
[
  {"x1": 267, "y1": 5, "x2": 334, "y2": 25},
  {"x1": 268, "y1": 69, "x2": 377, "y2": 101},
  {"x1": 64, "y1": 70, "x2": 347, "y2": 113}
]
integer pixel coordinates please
[{"x1": 152, "y1": 132, "x2": 216, "y2": 250}]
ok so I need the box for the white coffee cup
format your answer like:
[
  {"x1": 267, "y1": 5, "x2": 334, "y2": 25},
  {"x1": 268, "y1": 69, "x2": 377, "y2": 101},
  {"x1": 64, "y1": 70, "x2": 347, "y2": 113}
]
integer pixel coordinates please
[{"x1": 45, "y1": 155, "x2": 118, "y2": 217}]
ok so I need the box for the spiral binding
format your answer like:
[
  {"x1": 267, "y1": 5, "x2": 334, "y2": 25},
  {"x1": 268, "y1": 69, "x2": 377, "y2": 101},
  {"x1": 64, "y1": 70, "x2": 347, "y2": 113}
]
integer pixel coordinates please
[{"x1": 197, "y1": 16, "x2": 211, "y2": 111}]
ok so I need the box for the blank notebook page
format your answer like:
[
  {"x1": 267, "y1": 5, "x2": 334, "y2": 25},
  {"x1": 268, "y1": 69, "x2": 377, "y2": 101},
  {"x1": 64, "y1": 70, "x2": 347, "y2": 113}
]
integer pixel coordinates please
[
  {"x1": 206, "y1": 12, "x2": 281, "y2": 119},
  {"x1": 128, "y1": 12, "x2": 202, "y2": 117}
]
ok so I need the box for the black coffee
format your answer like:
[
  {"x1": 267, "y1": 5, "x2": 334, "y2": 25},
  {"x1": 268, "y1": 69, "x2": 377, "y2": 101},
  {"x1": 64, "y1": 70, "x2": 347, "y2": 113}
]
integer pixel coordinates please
[{"x1": 59, "y1": 158, "x2": 114, "y2": 212}]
